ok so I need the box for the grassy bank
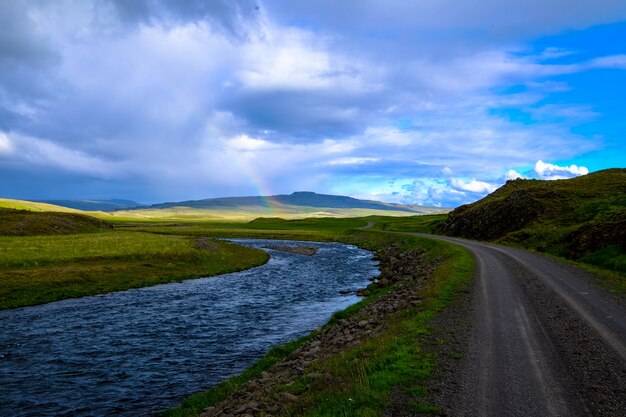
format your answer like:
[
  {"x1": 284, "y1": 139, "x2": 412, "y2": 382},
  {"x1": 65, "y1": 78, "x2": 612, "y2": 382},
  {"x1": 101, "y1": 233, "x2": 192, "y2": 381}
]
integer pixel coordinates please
[
  {"x1": 281, "y1": 235, "x2": 474, "y2": 416},
  {"x1": 0, "y1": 232, "x2": 268, "y2": 310},
  {"x1": 435, "y1": 169, "x2": 626, "y2": 294},
  {"x1": 164, "y1": 230, "x2": 474, "y2": 416}
]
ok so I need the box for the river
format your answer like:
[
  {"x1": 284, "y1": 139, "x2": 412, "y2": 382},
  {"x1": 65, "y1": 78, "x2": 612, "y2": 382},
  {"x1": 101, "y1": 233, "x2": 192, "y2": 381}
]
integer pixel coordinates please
[{"x1": 0, "y1": 239, "x2": 379, "y2": 417}]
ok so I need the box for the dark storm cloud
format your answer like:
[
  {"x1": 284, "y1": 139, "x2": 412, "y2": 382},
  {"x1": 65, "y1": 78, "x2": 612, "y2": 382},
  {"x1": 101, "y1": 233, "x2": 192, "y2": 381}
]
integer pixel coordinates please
[
  {"x1": 221, "y1": 89, "x2": 389, "y2": 141},
  {"x1": 110, "y1": 0, "x2": 261, "y2": 37},
  {"x1": 0, "y1": 3, "x2": 54, "y2": 65}
]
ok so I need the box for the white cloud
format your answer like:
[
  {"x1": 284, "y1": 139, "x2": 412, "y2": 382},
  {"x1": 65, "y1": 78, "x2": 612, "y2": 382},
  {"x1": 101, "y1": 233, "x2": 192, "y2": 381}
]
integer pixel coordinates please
[
  {"x1": 451, "y1": 178, "x2": 498, "y2": 194},
  {"x1": 326, "y1": 157, "x2": 380, "y2": 166},
  {"x1": 504, "y1": 169, "x2": 525, "y2": 180},
  {"x1": 534, "y1": 160, "x2": 589, "y2": 179},
  {"x1": 225, "y1": 134, "x2": 278, "y2": 151},
  {"x1": 0, "y1": 131, "x2": 12, "y2": 153}
]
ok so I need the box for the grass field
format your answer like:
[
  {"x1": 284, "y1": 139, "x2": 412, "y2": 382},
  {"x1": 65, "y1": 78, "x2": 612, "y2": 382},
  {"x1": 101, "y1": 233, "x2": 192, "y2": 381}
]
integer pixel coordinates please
[
  {"x1": 0, "y1": 211, "x2": 445, "y2": 310},
  {"x1": 0, "y1": 231, "x2": 268, "y2": 310}
]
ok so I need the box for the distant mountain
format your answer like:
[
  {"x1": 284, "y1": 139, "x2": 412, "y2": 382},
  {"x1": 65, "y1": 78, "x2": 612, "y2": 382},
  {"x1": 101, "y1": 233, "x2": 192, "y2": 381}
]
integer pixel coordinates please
[
  {"x1": 436, "y1": 168, "x2": 626, "y2": 273},
  {"x1": 146, "y1": 191, "x2": 440, "y2": 214},
  {"x1": 37, "y1": 199, "x2": 143, "y2": 212}
]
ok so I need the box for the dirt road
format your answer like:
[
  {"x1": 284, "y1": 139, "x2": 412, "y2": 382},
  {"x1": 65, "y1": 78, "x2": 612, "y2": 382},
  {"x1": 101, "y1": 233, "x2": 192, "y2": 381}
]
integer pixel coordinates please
[{"x1": 421, "y1": 235, "x2": 626, "y2": 417}]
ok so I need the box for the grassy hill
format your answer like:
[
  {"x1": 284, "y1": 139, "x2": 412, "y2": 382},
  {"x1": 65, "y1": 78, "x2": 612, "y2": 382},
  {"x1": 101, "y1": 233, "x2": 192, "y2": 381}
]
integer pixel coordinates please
[
  {"x1": 2, "y1": 194, "x2": 448, "y2": 221},
  {"x1": 37, "y1": 199, "x2": 142, "y2": 211},
  {"x1": 0, "y1": 198, "x2": 86, "y2": 213},
  {"x1": 0, "y1": 208, "x2": 113, "y2": 236},
  {"x1": 148, "y1": 191, "x2": 433, "y2": 212},
  {"x1": 134, "y1": 191, "x2": 447, "y2": 219},
  {"x1": 436, "y1": 168, "x2": 626, "y2": 276}
]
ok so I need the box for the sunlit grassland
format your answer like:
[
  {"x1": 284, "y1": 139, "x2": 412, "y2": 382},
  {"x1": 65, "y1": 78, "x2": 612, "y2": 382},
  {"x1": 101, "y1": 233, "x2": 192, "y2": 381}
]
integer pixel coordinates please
[
  {"x1": 0, "y1": 232, "x2": 268, "y2": 310},
  {"x1": 113, "y1": 215, "x2": 445, "y2": 241},
  {"x1": 164, "y1": 231, "x2": 474, "y2": 417},
  {"x1": 108, "y1": 206, "x2": 430, "y2": 221},
  {"x1": 0, "y1": 196, "x2": 448, "y2": 222},
  {"x1": 0, "y1": 198, "x2": 114, "y2": 218},
  {"x1": 0, "y1": 212, "x2": 445, "y2": 310},
  {"x1": 1, "y1": 232, "x2": 197, "y2": 267}
]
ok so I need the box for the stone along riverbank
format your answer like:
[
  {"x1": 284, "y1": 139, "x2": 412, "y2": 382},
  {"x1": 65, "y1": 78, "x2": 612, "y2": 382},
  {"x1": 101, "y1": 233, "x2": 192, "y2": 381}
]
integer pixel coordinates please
[{"x1": 186, "y1": 243, "x2": 438, "y2": 417}]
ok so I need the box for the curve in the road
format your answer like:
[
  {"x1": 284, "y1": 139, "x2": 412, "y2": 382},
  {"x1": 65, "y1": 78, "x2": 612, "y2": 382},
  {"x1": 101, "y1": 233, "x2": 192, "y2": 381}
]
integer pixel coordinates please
[{"x1": 418, "y1": 234, "x2": 626, "y2": 417}]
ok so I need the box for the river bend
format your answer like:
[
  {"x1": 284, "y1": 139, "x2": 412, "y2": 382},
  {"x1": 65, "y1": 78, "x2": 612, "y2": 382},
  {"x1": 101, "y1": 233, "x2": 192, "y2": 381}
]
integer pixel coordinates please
[{"x1": 0, "y1": 239, "x2": 379, "y2": 417}]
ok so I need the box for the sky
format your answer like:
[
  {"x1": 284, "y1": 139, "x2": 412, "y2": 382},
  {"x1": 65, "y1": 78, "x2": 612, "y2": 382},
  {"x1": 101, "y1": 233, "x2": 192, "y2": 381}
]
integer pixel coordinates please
[{"x1": 0, "y1": 0, "x2": 625, "y2": 207}]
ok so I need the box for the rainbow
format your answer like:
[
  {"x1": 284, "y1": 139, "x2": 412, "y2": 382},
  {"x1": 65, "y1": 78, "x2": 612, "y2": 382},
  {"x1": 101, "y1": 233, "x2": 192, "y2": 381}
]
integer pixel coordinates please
[{"x1": 220, "y1": 140, "x2": 281, "y2": 217}]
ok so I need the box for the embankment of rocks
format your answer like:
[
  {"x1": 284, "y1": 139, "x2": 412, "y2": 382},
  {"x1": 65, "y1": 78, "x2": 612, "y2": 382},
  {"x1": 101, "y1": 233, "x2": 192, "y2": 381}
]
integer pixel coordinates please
[{"x1": 200, "y1": 243, "x2": 437, "y2": 417}]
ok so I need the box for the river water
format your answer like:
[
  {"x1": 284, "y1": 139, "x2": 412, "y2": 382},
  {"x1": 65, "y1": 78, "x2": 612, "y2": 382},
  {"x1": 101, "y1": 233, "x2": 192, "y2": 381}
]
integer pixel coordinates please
[{"x1": 0, "y1": 239, "x2": 379, "y2": 417}]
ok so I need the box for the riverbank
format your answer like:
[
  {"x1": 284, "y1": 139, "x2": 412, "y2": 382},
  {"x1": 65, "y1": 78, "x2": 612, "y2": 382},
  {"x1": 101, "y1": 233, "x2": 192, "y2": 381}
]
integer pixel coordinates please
[
  {"x1": 165, "y1": 231, "x2": 474, "y2": 416},
  {"x1": 1, "y1": 239, "x2": 378, "y2": 417},
  {"x1": 0, "y1": 233, "x2": 269, "y2": 310}
]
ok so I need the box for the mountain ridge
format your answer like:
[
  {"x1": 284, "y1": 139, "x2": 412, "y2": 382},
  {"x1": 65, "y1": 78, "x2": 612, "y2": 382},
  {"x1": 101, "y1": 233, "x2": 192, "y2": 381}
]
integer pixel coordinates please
[
  {"x1": 146, "y1": 191, "x2": 441, "y2": 214},
  {"x1": 37, "y1": 199, "x2": 143, "y2": 212}
]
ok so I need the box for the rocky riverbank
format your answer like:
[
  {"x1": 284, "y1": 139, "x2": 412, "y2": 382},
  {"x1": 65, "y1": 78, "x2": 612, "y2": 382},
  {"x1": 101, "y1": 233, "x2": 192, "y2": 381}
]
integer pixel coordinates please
[
  {"x1": 266, "y1": 245, "x2": 318, "y2": 256},
  {"x1": 199, "y1": 243, "x2": 437, "y2": 417}
]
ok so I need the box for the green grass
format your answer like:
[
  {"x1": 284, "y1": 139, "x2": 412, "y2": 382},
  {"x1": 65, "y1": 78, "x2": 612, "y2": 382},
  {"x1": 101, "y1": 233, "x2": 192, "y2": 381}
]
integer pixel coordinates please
[
  {"x1": 436, "y1": 168, "x2": 626, "y2": 293},
  {"x1": 0, "y1": 198, "x2": 85, "y2": 213},
  {"x1": 0, "y1": 196, "x2": 448, "y2": 222},
  {"x1": 0, "y1": 232, "x2": 199, "y2": 267},
  {"x1": 0, "y1": 232, "x2": 268, "y2": 310},
  {"x1": 0, "y1": 214, "x2": 412, "y2": 310},
  {"x1": 110, "y1": 206, "x2": 428, "y2": 221},
  {"x1": 163, "y1": 231, "x2": 474, "y2": 417},
  {"x1": 111, "y1": 217, "x2": 376, "y2": 243},
  {"x1": 368, "y1": 214, "x2": 447, "y2": 234},
  {"x1": 0, "y1": 208, "x2": 113, "y2": 236},
  {"x1": 282, "y1": 236, "x2": 473, "y2": 417}
]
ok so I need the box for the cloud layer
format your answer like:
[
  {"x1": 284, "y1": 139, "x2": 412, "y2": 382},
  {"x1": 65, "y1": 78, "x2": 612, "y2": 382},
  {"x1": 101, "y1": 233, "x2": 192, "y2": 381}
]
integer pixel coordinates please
[{"x1": 0, "y1": 1, "x2": 623, "y2": 205}]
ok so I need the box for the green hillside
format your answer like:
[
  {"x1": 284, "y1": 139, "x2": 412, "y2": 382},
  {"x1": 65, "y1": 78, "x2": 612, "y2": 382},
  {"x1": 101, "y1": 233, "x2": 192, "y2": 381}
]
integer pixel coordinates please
[
  {"x1": 436, "y1": 168, "x2": 626, "y2": 275},
  {"x1": 0, "y1": 198, "x2": 86, "y2": 213},
  {"x1": 1, "y1": 194, "x2": 447, "y2": 222},
  {"x1": 38, "y1": 199, "x2": 142, "y2": 211},
  {"x1": 0, "y1": 208, "x2": 113, "y2": 236}
]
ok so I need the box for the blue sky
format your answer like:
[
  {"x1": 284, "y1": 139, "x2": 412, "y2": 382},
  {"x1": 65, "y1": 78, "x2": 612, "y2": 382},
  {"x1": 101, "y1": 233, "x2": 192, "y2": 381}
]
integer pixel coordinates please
[{"x1": 0, "y1": 0, "x2": 625, "y2": 206}]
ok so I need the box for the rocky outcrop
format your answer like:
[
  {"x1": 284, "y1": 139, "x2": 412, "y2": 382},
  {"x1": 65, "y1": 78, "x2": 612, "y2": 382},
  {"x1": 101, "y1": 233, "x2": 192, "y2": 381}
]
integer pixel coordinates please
[
  {"x1": 435, "y1": 169, "x2": 626, "y2": 264},
  {"x1": 199, "y1": 244, "x2": 436, "y2": 417},
  {"x1": 435, "y1": 180, "x2": 544, "y2": 240},
  {"x1": 567, "y1": 211, "x2": 626, "y2": 259}
]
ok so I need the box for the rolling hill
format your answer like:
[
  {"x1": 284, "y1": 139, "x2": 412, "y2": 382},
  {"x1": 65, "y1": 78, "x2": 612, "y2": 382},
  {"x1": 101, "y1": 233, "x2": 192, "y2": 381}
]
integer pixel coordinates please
[
  {"x1": 0, "y1": 208, "x2": 113, "y2": 236},
  {"x1": 37, "y1": 199, "x2": 143, "y2": 211},
  {"x1": 148, "y1": 191, "x2": 439, "y2": 212},
  {"x1": 1, "y1": 193, "x2": 449, "y2": 221},
  {"x1": 114, "y1": 191, "x2": 448, "y2": 220},
  {"x1": 436, "y1": 168, "x2": 626, "y2": 273},
  {"x1": 0, "y1": 198, "x2": 85, "y2": 213}
]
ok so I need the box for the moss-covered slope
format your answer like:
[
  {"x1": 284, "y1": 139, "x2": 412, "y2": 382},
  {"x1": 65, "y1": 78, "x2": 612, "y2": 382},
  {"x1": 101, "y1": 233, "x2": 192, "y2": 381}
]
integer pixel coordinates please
[
  {"x1": 436, "y1": 168, "x2": 626, "y2": 273},
  {"x1": 0, "y1": 208, "x2": 113, "y2": 236}
]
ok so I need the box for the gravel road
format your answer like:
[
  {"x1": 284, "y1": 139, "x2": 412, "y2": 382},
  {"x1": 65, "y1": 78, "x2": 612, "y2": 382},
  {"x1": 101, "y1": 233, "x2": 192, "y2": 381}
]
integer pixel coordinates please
[{"x1": 420, "y1": 235, "x2": 626, "y2": 417}]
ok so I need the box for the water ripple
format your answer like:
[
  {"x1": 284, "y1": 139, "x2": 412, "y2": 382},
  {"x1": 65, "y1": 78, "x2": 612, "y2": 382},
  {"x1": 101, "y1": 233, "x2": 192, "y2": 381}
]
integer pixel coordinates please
[{"x1": 0, "y1": 239, "x2": 379, "y2": 417}]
